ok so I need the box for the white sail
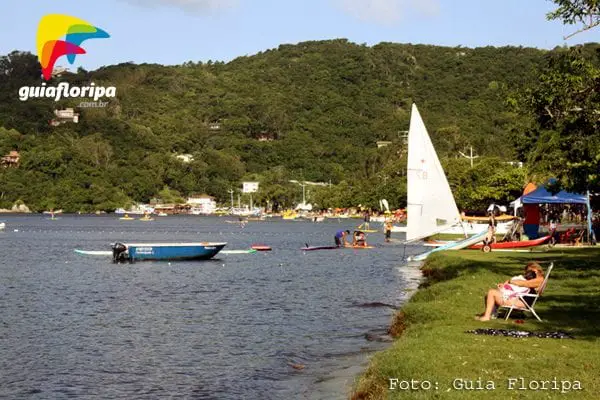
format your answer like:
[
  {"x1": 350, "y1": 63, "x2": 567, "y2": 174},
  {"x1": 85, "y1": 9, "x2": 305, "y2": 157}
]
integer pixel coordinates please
[{"x1": 406, "y1": 104, "x2": 461, "y2": 242}]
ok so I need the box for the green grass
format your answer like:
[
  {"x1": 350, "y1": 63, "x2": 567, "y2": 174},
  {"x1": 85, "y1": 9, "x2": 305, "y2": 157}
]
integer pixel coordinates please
[{"x1": 351, "y1": 249, "x2": 600, "y2": 399}]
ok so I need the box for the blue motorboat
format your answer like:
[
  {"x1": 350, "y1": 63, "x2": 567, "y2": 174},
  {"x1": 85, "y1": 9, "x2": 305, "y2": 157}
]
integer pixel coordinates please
[{"x1": 111, "y1": 242, "x2": 227, "y2": 263}]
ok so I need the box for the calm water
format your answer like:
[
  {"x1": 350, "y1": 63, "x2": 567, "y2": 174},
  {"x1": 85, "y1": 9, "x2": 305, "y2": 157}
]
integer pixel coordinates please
[{"x1": 0, "y1": 215, "x2": 423, "y2": 399}]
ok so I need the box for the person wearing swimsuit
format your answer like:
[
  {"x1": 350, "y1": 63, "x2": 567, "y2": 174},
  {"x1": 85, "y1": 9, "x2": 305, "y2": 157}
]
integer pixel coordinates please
[{"x1": 476, "y1": 262, "x2": 544, "y2": 321}]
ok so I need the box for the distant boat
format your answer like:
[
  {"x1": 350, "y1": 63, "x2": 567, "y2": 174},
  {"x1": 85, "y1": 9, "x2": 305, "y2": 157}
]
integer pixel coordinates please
[
  {"x1": 157, "y1": 212, "x2": 168, "y2": 217},
  {"x1": 139, "y1": 216, "x2": 154, "y2": 221},
  {"x1": 119, "y1": 214, "x2": 135, "y2": 221},
  {"x1": 0, "y1": 222, "x2": 5, "y2": 230},
  {"x1": 115, "y1": 205, "x2": 154, "y2": 215},
  {"x1": 111, "y1": 242, "x2": 227, "y2": 262},
  {"x1": 282, "y1": 211, "x2": 298, "y2": 220}
]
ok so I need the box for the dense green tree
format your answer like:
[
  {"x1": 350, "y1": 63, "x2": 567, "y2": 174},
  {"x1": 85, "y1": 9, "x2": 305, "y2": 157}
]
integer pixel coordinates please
[
  {"x1": 506, "y1": 1, "x2": 600, "y2": 194},
  {"x1": 0, "y1": 34, "x2": 592, "y2": 211}
]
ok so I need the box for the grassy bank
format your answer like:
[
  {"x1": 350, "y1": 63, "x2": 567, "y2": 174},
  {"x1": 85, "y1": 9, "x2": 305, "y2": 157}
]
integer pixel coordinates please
[{"x1": 352, "y1": 248, "x2": 600, "y2": 399}]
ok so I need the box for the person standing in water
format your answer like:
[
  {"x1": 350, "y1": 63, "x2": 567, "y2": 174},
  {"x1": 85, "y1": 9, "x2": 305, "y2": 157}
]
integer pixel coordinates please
[
  {"x1": 334, "y1": 230, "x2": 350, "y2": 247},
  {"x1": 384, "y1": 220, "x2": 393, "y2": 242},
  {"x1": 363, "y1": 210, "x2": 371, "y2": 230}
]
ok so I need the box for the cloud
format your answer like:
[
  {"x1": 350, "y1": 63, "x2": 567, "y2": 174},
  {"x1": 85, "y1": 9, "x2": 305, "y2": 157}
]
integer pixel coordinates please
[
  {"x1": 332, "y1": 0, "x2": 439, "y2": 25},
  {"x1": 120, "y1": 0, "x2": 239, "y2": 13}
]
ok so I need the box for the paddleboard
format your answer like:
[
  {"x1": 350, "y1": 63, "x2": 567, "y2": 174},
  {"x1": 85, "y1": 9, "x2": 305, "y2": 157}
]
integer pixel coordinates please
[
  {"x1": 347, "y1": 245, "x2": 375, "y2": 249},
  {"x1": 251, "y1": 245, "x2": 272, "y2": 251},
  {"x1": 302, "y1": 245, "x2": 339, "y2": 251},
  {"x1": 221, "y1": 249, "x2": 258, "y2": 254},
  {"x1": 74, "y1": 249, "x2": 112, "y2": 256}
]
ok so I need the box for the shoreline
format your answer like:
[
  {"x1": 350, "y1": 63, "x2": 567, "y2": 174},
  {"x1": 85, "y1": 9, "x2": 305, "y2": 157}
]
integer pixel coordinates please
[
  {"x1": 350, "y1": 248, "x2": 600, "y2": 399},
  {"x1": 325, "y1": 262, "x2": 423, "y2": 399}
]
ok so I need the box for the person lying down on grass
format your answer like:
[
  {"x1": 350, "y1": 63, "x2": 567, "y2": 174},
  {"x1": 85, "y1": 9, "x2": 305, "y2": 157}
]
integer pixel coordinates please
[{"x1": 476, "y1": 262, "x2": 544, "y2": 321}]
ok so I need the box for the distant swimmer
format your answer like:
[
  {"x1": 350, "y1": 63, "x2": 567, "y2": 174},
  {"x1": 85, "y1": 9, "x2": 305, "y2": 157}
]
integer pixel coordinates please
[{"x1": 334, "y1": 229, "x2": 350, "y2": 247}]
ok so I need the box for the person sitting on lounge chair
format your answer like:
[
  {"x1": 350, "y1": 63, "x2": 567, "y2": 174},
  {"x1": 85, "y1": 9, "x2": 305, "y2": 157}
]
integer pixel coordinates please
[{"x1": 476, "y1": 262, "x2": 544, "y2": 321}]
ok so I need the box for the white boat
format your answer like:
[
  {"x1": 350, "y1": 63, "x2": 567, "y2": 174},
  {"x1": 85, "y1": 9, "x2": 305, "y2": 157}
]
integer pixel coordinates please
[
  {"x1": 230, "y1": 207, "x2": 262, "y2": 217},
  {"x1": 0, "y1": 222, "x2": 5, "y2": 230},
  {"x1": 442, "y1": 219, "x2": 512, "y2": 235},
  {"x1": 115, "y1": 205, "x2": 154, "y2": 215},
  {"x1": 403, "y1": 104, "x2": 484, "y2": 259},
  {"x1": 392, "y1": 219, "x2": 512, "y2": 235}
]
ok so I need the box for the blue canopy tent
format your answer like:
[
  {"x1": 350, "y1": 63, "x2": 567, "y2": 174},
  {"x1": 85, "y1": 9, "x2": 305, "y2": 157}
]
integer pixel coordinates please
[
  {"x1": 521, "y1": 187, "x2": 587, "y2": 205},
  {"x1": 520, "y1": 183, "x2": 593, "y2": 243}
]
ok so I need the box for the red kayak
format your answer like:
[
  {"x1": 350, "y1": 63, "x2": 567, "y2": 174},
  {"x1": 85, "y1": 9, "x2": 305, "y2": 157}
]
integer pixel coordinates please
[
  {"x1": 251, "y1": 244, "x2": 272, "y2": 251},
  {"x1": 469, "y1": 235, "x2": 551, "y2": 252}
]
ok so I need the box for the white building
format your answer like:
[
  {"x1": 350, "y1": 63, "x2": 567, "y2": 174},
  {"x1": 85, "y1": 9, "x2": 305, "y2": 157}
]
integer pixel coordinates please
[
  {"x1": 175, "y1": 154, "x2": 194, "y2": 163},
  {"x1": 187, "y1": 194, "x2": 217, "y2": 214},
  {"x1": 50, "y1": 108, "x2": 79, "y2": 126}
]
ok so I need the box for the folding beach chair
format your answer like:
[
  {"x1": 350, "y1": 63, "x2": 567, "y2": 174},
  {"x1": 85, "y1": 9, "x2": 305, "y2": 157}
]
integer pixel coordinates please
[{"x1": 500, "y1": 263, "x2": 553, "y2": 322}]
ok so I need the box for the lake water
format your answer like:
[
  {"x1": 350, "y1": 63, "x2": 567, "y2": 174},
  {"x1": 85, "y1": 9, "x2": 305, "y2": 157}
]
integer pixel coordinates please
[{"x1": 0, "y1": 215, "x2": 423, "y2": 399}]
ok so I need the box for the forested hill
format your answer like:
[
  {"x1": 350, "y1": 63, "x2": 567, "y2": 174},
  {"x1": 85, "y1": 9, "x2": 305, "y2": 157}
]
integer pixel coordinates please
[{"x1": 0, "y1": 39, "x2": 581, "y2": 212}]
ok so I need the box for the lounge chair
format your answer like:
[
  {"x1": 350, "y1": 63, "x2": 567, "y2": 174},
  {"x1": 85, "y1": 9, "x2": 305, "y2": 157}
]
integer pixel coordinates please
[
  {"x1": 499, "y1": 263, "x2": 553, "y2": 322},
  {"x1": 573, "y1": 231, "x2": 585, "y2": 246}
]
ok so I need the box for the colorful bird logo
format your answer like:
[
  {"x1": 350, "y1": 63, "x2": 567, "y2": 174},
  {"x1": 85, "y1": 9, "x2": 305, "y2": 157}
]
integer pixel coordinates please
[{"x1": 36, "y1": 14, "x2": 109, "y2": 80}]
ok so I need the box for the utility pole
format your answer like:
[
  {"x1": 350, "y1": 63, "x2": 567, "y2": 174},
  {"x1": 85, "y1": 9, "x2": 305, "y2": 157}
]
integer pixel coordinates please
[
  {"x1": 228, "y1": 189, "x2": 234, "y2": 210},
  {"x1": 458, "y1": 146, "x2": 479, "y2": 168},
  {"x1": 301, "y1": 183, "x2": 306, "y2": 206}
]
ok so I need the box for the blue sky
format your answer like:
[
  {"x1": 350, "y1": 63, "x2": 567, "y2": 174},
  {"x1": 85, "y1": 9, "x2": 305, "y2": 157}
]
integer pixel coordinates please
[{"x1": 1, "y1": 0, "x2": 599, "y2": 71}]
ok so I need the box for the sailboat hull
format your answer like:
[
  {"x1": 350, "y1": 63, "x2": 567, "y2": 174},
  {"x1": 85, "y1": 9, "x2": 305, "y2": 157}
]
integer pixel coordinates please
[{"x1": 408, "y1": 231, "x2": 487, "y2": 261}]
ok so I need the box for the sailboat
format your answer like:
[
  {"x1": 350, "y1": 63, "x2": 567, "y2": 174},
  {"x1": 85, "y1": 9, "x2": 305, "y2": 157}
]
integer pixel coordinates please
[{"x1": 403, "y1": 104, "x2": 486, "y2": 261}]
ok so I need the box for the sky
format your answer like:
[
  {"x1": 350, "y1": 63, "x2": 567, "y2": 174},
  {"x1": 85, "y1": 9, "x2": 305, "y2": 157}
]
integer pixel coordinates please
[{"x1": 1, "y1": 0, "x2": 599, "y2": 71}]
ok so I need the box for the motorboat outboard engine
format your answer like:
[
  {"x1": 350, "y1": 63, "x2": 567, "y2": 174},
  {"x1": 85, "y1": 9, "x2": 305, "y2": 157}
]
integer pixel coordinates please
[{"x1": 112, "y1": 242, "x2": 128, "y2": 263}]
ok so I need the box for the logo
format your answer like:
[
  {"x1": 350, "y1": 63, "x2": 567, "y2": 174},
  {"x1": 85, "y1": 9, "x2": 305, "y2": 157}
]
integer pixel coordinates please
[
  {"x1": 37, "y1": 14, "x2": 109, "y2": 80},
  {"x1": 18, "y1": 14, "x2": 116, "y2": 105}
]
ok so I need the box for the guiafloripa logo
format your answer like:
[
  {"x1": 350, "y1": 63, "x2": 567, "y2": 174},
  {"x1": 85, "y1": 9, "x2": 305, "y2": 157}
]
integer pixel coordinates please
[{"x1": 19, "y1": 14, "x2": 116, "y2": 102}]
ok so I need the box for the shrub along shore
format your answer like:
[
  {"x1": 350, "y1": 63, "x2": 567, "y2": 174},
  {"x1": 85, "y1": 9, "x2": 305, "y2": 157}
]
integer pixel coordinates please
[{"x1": 351, "y1": 248, "x2": 600, "y2": 399}]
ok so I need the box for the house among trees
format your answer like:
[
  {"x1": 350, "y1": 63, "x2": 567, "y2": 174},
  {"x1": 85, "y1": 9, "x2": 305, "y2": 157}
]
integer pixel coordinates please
[
  {"x1": 175, "y1": 153, "x2": 194, "y2": 163},
  {"x1": 376, "y1": 141, "x2": 393, "y2": 148},
  {"x1": 50, "y1": 108, "x2": 79, "y2": 126},
  {"x1": 1, "y1": 150, "x2": 20, "y2": 168},
  {"x1": 51, "y1": 66, "x2": 70, "y2": 78},
  {"x1": 257, "y1": 134, "x2": 275, "y2": 142},
  {"x1": 209, "y1": 122, "x2": 221, "y2": 130}
]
